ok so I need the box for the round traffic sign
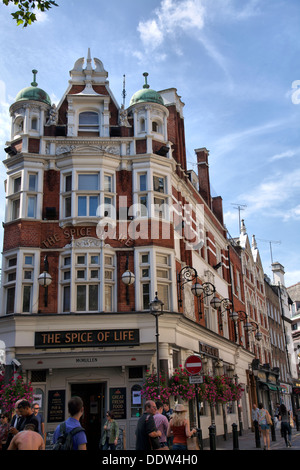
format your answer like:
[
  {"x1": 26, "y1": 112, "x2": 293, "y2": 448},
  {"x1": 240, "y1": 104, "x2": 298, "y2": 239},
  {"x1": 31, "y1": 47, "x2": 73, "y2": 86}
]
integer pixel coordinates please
[{"x1": 185, "y1": 355, "x2": 202, "y2": 375}]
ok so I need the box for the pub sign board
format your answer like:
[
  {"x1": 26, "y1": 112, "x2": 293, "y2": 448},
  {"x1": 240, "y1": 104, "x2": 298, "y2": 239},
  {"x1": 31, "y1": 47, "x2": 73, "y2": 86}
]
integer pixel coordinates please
[
  {"x1": 47, "y1": 390, "x2": 65, "y2": 423},
  {"x1": 109, "y1": 387, "x2": 127, "y2": 420},
  {"x1": 35, "y1": 329, "x2": 140, "y2": 349}
]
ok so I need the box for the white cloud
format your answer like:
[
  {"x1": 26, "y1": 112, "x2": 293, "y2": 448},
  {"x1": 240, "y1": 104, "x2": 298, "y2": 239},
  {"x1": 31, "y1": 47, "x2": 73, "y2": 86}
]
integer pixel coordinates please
[
  {"x1": 213, "y1": 118, "x2": 287, "y2": 159},
  {"x1": 136, "y1": 0, "x2": 260, "y2": 74},
  {"x1": 137, "y1": 0, "x2": 206, "y2": 53},
  {"x1": 239, "y1": 169, "x2": 300, "y2": 216},
  {"x1": 34, "y1": 11, "x2": 49, "y2": 24},
  {"x1": 137, "y1": 19, "x2": 164, "y2": 50},
  {"x1": 283, "y1": 205, "x2": 300, "y2": 222},
  {"x1": 0, "y1": 80, "x2": 11, "y2": 145},
  {"x1": 268, "y1": 148, "x2": 300, "y2": 162},
  {"x1": 285, "y1": 270, "x2": 300, "y2": 288}
]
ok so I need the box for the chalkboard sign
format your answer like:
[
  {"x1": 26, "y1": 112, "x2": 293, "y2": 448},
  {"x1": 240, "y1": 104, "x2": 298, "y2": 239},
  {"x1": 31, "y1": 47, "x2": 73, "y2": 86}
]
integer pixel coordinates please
[
  {"x1": 45, "y1": 431, "x2": 54, "y2": 450},
  {"x1": 47, "y1": 390, "x2": 65, "y2": 423},
  {"x1": 109, "y1": 387, "x2": 126, "y2": 420}
]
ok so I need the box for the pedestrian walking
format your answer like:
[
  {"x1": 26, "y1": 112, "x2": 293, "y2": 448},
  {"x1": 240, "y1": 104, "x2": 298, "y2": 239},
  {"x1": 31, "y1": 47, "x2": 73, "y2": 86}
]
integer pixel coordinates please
[
  {"x1": 278, "y1": 403, "x2": 292, "y2": 447},
  {"x1": 0, "y1": 412, "x2": 10, "y2": 450},
  {"x1": 162, "y1": 402, "x2": 173, "y2": 421},
  {"x1": 32, "y1": 403, "x2": 45, "y2": 439},
  {"x1": 257, "y1": 403, "x2": 272, "y2": 450},
  {"x1": 135, "y1": 400, "x2": 161, "y2": 451},
  {"x1": 52, "y1": 396, "x2": 87, "y2": 450},
  {"x1": 16, "y1": 400, "x2": 39, "y2": 432},
  {"x1": 153, "y1": 401, "x2": 169, "y2": 449},
  {"x1": 163, "y1": 402, "x2": 174, "y2": 448},
  {"x1": 100, "y1": 410, "x2": 119, "y2": 450},
  {"x1": 4, "y1": 399, "x2": 24, "y2": 450},
  {"x1": 167, "y1": 404, "x2": 196, "y2": 451},
  {"x1": 7, "y1": 424, "x2": 45, "y2": 450}
]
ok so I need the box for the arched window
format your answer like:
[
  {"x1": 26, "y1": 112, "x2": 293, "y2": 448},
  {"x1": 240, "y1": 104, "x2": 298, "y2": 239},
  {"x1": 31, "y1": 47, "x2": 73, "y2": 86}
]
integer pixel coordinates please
[
  {"x1": 152, "y1": 121, "x2": 158, "y2": 132},
  {"x1": 140, "y1": 118, "x2": 145, "y2": 132},
  {"x1": 31, "y1": 117, "x2": 38, "y2": 130},
  {"x1": 79, "y1": 111, "x2": 99, "y2": 132},
  {"x1": 14, "y1": 117, "x2": 24, "y2": 136}
]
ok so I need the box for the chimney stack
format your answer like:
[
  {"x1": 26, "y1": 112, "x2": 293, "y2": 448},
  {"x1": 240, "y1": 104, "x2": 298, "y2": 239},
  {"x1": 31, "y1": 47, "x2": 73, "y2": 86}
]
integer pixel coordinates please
[{"x1": 195, "y1": 147, "x2": 211, "y2": 207}]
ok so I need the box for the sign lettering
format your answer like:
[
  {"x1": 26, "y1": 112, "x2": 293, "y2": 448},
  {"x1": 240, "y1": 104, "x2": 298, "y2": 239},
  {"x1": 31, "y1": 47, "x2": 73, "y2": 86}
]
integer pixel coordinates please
[{"x1": 35, "y1": 329, "x2": 139, "y2": 349}]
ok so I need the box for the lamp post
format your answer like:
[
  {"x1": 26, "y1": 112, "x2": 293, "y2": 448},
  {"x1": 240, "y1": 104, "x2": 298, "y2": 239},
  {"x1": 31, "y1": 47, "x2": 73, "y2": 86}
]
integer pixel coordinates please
[
  {"x1": 149, "y1": 292, "x2": 164, "y2": 398},
  {"x1": 38, "y1": 255, "x2": 52, "y2": 307},
  {"x1": 177, "y1": 266, "x2": 215, "y2": 318},
  {"x1": 233, "y1": 374, "x2": 243, "y2": 436}
]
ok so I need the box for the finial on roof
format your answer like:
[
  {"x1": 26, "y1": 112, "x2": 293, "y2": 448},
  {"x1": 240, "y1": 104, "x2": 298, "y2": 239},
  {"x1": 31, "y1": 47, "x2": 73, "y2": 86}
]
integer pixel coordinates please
[
  {"x1": 31, "y1": 69, "x2": 38, "y2": 87},
  {"x1": 122, "y1": 74, "x2": 126, "y2": 107},
  {"x1": 240, "y1": 219, "x2": 246, "y2": 235},
  {"x1": 86, "y1": 48, "x2": 93, "y2": 71},
  {"x1": 252, "y1": 234, "x2": 257, "y2": 249},
  {"x1": 143, "y1": 72, "x2": 150, "y2": 89}
]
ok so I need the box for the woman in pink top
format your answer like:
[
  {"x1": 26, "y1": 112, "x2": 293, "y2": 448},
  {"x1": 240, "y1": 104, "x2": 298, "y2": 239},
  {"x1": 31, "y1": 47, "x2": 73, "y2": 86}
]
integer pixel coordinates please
[{"x1": 167, "y1": 404, "x2": 196, "y2": 450}]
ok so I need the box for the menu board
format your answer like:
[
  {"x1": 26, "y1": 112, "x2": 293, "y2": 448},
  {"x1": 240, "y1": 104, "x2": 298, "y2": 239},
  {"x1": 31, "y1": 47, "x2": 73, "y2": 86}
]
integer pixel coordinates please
[
  {"x1": 47, "y1": 390, "x2": 66, "y2": 423},
  {"x1": 109, "y1": 387, "x2": 126, "y2": 420}
]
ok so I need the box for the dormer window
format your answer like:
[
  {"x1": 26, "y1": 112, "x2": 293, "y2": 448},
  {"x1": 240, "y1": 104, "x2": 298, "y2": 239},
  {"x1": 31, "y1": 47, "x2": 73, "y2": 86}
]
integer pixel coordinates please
[{"x1": 79, "y1": 111, "x2": 99, "y2": 132}]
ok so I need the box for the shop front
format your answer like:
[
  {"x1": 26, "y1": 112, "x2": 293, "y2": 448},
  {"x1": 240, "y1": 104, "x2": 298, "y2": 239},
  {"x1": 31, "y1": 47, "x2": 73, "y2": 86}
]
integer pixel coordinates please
[{"x1": 252, "y1": 362, "x2": 280, "y2": 416}]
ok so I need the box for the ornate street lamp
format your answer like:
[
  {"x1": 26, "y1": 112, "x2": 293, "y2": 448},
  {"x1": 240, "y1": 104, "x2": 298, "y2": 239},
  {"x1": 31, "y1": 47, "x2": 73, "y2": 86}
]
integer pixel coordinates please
[
  {"x1": 38, "y1": 255, "x2": 52, "y2": 307},
  {"x1": 121, "y1": 253, "x2": 135, "y2": 305},
  {"x1": 230, "y1": 310, "x2": 262, "y2": 347},
  {"x1": 210, "y1": 297, "x2": 232, "y2": 331},
  {"x1": 149, "y1": 292, "x2": 164, "y2": 398},
  {"x1": 177, "y1": 266, "x2": 215, "y2": 318}
]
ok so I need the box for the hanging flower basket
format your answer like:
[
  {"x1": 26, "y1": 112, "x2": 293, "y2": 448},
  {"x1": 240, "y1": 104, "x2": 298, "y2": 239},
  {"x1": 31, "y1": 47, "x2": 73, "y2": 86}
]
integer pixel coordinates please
[
  {"x1": 203, "y1": 375, "x2": 218, "y2": 405},
  {"x1": 141, "y1": 371, "x2": 171, "y2": 402},
  {"x1": 224, "y1": 376, "x2": 244, "y2": 401},
  {"x1": 169, "y1": 366, "x2": 196, "y2": 401},
  {"x1": 214, "y1": 375, "x2": 232, "y2": 404},
  {"x1": 0, "y1": 375, "x2": 33, "y2": 414}
]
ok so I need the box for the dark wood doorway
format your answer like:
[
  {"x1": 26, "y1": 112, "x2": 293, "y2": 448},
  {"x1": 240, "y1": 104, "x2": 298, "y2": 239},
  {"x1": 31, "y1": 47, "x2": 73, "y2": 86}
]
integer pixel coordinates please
[{"x1": 71, "y1": 382, "x2": 106, "y2": 450}]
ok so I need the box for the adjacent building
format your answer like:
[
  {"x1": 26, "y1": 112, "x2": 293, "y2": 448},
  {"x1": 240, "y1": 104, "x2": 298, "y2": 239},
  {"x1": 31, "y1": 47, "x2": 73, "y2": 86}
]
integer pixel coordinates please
[{"x1": 287, "y1": 282, "x2": 300, "y2": 408}]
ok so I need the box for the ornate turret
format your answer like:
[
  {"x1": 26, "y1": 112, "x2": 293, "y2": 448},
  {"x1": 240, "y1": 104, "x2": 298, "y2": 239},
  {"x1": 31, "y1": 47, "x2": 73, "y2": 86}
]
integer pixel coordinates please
[
  {"x1": 129, "y1": 73, "x2": 164, "y2": 106},
  {"x1": 15, "y1": 70, "x2": 51, "y2": 106}
]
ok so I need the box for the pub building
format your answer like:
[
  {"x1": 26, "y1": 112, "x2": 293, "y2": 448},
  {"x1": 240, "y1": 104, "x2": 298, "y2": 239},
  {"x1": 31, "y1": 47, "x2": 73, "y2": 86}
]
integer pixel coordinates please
[{"x1": 1, "y1": 51, "x2": 265, "y2": 449}]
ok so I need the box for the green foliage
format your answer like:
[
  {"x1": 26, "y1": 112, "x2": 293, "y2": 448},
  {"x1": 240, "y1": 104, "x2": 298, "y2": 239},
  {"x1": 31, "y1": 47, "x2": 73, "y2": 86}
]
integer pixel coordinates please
[{"x1": 2, "y1": 0, "x2": 58, "y2": 27}]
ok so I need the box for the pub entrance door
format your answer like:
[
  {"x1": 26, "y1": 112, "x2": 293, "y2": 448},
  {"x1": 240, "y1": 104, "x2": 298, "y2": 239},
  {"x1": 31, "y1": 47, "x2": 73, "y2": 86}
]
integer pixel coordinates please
[{"x1": 71, "y1": 382, "x2": 106, "y2": 450}]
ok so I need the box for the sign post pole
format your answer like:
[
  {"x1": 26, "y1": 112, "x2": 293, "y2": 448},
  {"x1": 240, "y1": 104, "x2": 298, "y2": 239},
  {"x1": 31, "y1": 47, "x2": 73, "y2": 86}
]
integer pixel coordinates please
[{"x1": 185, "y1": 355, "x2": 203, "y2": 451}]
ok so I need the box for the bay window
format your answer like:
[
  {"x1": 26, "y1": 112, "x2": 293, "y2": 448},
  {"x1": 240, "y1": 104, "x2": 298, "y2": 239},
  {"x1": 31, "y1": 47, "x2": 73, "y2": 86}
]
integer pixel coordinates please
[
  {"x1": 61, "y1": 171, "x2": 115, "y2": 222},
  {"x1": 60, "y1": 248, "x2": 115, "y2": 313}
]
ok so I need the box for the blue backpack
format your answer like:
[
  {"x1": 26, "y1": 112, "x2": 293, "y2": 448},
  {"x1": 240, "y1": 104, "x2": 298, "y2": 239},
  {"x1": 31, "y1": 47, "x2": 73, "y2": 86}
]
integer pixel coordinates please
[{"x1": 52, "y1": 421, "x2": 85, "y2": 450}]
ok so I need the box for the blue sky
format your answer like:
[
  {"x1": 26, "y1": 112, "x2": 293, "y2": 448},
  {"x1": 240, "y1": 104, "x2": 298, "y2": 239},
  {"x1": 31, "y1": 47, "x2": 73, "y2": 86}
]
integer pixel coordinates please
[{"x1": 0, "y1": 0, "x2": 299, "y2": 286}]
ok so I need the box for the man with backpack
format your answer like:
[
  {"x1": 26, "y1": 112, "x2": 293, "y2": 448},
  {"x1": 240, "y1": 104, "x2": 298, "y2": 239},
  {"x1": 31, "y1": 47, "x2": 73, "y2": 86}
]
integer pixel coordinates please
[{"x1": 52, "y1": 396, "x2": 87, "y2": 450}]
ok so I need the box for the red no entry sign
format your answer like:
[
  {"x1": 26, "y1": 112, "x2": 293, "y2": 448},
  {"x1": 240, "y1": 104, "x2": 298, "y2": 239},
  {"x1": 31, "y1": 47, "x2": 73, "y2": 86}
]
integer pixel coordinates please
[{"x1": 185, "y1": 355, "x2": 202, "y2": 375}]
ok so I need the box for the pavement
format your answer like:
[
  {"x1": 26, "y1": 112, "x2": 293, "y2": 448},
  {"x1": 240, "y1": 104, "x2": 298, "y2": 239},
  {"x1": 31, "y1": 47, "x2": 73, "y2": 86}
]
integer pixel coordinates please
[{"x1": 202, "y1": 426, "x2": 300, "y2": 451}]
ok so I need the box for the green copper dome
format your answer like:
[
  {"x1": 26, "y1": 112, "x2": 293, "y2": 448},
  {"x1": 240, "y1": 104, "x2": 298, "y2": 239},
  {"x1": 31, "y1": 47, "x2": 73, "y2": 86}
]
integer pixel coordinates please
[
  {"x1": 129, "y1": 72, "x2": 164, "y2": 106},
  {"x1": 15, "y1": 70, "x2": 51, "y2": 106}
]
